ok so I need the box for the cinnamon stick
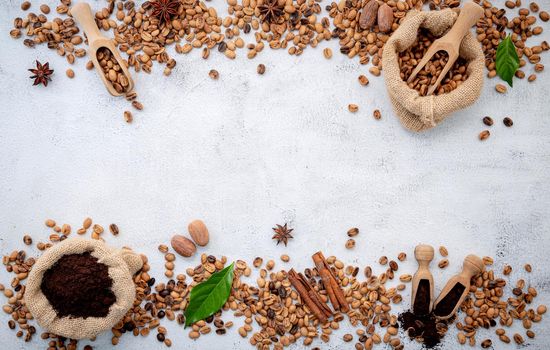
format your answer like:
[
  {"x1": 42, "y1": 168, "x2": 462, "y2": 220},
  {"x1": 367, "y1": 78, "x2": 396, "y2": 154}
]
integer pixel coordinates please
[
  {"x1": 288, "y1": 269, "x2": 330, "y2": 323},
  {"x1": 312, "y1": 252, "x2": 349, "y2": 312},
  {"x1": 296, "y1": 272, "x2": 332, "y2": 318}
]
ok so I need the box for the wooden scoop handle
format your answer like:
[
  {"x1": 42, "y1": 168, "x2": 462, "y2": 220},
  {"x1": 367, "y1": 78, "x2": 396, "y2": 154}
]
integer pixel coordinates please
[
  {"x1": 442, "y1": 2, "x2": 484, "y2": 44},
  {"x1": 71, "y1": 3, "x2": 102, "y2": 43},
  {"x1": 459, "y1": 254, "x2": 484, "y2": 279},
  {"x1": 415, "y1": 245, "x2": 434, "y2": 264}
]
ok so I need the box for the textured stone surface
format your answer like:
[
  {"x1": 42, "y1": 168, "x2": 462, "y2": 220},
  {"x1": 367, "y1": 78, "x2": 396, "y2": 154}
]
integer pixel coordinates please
[{"x1": 0, "y1": 0, "x2": 549, "y2": 348}]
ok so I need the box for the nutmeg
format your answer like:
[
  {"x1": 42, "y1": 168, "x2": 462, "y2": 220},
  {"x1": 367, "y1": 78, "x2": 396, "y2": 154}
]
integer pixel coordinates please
[
  {"x1": 188, "y1": 219, "x2": 209, "y2": 246},
  {"x1": 359, "y1": 0, "x2": 379, "y2": 30},
  {"x1": 171, "y1": 235, "x2": 196, "y2": 257},
  {"x1": 377, "y1": 3, "x2": 393, "y2": 33}
]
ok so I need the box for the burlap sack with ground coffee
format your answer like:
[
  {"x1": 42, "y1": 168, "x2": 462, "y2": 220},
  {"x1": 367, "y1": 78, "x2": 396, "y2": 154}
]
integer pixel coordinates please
[
  {"x1": 26, "y1": 238, "x2": 143, "y2": 339},
  {"x1": 382, "y1": 9, "x2": 484, "y2": 132}
]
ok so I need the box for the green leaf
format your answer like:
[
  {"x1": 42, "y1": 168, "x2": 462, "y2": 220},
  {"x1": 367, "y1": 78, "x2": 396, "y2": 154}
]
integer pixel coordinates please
[
  {"x1": 184, "y1": 262, "x2": 234, "y2": 327},
  {"x1": 495, "y1": 35, "x2": 520, "y2": 87}
]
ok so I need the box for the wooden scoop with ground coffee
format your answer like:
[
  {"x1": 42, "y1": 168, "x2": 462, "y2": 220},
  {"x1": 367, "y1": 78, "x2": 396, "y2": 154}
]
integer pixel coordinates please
[
  {"x1": 433, "y1": 254, "x2": 484, "y2": 320},
  {"x1": 411, "y1": 244, "x2": 435, "y2": 316}
]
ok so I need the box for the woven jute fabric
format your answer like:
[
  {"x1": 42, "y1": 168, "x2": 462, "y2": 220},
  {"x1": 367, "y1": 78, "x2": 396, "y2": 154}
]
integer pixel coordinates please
[
  {"x1": 382, "y1": 9, "x2": 484, "y2": 132},
  {"x1": 26, "y1": 238, "x2": 143, "y2": 340}
]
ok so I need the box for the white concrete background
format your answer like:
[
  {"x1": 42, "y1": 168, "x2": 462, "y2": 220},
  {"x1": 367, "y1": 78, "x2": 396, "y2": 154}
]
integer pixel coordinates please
[{"x1": 1, "y1": 0, "x2": 550, "y2": 349}]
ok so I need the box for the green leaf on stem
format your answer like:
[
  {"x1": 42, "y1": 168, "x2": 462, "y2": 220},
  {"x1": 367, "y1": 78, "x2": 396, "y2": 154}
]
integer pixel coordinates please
[
  {"x1": 496, "y1": 35, "x2": 520, "y2": 87},
  {"x1": 184, "y1": 262, "x2": 234, "y2": 327}
]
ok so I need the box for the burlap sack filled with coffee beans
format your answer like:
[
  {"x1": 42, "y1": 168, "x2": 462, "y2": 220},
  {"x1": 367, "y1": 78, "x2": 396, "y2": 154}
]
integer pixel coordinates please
[
  {"x1": 26, "y1": 238, "x2": 143, "y2": 339},
  {"x1": 382, "y1": 8, "x2": 484, "y2": 131}
]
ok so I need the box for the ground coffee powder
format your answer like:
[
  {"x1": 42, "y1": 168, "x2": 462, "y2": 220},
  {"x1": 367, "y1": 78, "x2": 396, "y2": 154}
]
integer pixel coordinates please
[
  {"x1": 40, "y1": 252, "x2": 116, "y2": 318},
  {"x1": 433, "y1": 282, "x2": 466, "y2": 317},
  {"x1": 413, "y1": 278, "x2": 431, "y2": 316},
  {"x1": 399, "y1": 310, "x2": 448, "y2": 348}
]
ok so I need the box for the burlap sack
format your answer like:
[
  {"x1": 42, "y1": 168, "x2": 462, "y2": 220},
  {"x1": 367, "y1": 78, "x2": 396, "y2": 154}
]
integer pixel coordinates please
[
  {"x1": 26, "y1": 238, "x2": 143, "y2": 339},
  {"x1": 382, "y1": 8, "x2": 484, "y2": 131}
]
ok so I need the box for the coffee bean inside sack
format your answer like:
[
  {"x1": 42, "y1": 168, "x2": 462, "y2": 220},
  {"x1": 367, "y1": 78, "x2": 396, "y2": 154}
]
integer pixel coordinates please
[
  {"x1": 40, "y1": 252, "x2": 116, "y2": 318},
  {"x1": 399, "y1": 29, "x2": 469, "y2": 96}
]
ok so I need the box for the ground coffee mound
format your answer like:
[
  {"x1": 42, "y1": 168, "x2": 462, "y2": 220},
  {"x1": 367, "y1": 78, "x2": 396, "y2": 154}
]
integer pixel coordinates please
[
  {"x1": 399, "y1": 310, "x2": 448, "y2": 348},
  {"x1": 40, "y1": 252, "x2": 116, "y2": 318}
]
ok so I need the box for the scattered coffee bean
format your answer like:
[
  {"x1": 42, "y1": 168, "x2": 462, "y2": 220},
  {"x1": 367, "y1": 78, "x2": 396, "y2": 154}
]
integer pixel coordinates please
[
  {"x1": 503, "y1": 117, "x2": 513, "y2": 127},
  {"x1": 347, "y1": 228, "x2": 359, "y2": 237},
  {"x1": 369, "y1": 66, "x2": 380, "y2": 76},
  {"x1": 399, "y1": 274, "x2": 412, "y2": 282},
  {"x1": 358, "y1": 75, "x2": 369, "y2": 86},
  {"x1": 39, "y1": 4, "x2": 50, "y2": 14},
  {"x1": 209, "y1": 69, "x2": 219, "y2": 80},
  {"x1": 257, "y1": 64, "x2": 266, "y2": 75},
  {"x1": 124, "y1": 111, "x2": 133, "y2": 123},
  {"x1": 482, "y1": 116, "x2": 493, "y2": 126},
  {"x1": 109, "y1": 224, "x2": 119, "y2": 235},
  {"x1": 495, "y1": 84, "x2": 507, "y2": 93},
  {"x1": 132, "y1": 101, "x2": 143, "y2": 111},
  {"x1": 479, "y1": 130, "x2": 490, "y2": 141}
]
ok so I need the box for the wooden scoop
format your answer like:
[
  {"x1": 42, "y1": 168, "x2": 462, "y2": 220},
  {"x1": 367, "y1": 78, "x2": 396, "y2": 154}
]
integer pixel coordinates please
[
  {"x1": 411, "y1": 244, "x2": 435, "y2": 316},
  {"x1": 71, "y1": 2, "x2": 133, "y2": 96},
  {"x1": 406, "y1": 2, "x2": 483, "y2": 96},
  {"x1": 433, "y1": 254, "x2": 484, "y2": 320}
]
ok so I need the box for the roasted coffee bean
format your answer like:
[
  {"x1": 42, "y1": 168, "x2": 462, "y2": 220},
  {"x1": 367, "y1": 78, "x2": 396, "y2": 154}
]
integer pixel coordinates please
[
  {"x1": 479, "y1": 130, "x2": 490, "y2": 141},
  {"x1": 483, "y1": 116, "x2": 494, "y2": 126},
  {"x1": 257, "y1": 64, "x2": 266, "y2": 75},
  {"x1": 109, "y1": 224, "x2": 119, "y2": 235}
]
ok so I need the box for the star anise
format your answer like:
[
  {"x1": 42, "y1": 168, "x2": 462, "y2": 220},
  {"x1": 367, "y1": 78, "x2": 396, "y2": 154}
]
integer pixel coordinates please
[
  {"x1": 272, "y1": 223, "x2": 293, "y2": 246},
  {"x1": 28, "y1": 60, "x2": 54, "y2": 87},
  {"x1": 149, "y1": 0, "x2": 180, "y2": 23},
  {"x1": 258, "y1": 0, "x2": 285, "y2": 24}
]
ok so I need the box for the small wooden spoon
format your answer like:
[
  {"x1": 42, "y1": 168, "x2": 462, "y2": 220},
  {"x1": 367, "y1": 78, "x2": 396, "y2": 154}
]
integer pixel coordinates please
[
  {"x1": 71, "y1": 2, "x2": 133, "y2": 96},
  {"x1": 433, "y1": 254, "x2": 484, "y2": 320}
]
